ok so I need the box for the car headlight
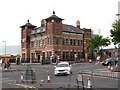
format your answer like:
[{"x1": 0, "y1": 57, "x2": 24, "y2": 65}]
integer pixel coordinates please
[{"x1": 65, "y1": 69, "x2": 69, "y2": 71}]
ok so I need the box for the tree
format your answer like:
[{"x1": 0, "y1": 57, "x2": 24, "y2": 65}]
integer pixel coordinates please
[
  {"x1": 89, "y1": 35, "x2": 111, "y2": 54},
  {"x1": 16, "y1": 54, "x2": 21, "y2": 59},
  {"x1": 110, "y1": 20, "x2": 120, "y2": 48}
]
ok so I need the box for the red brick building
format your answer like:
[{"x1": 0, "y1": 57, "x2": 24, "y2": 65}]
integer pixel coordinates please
[{"x1": 20, "y1": 11, "x2": 92, "y2": 63}]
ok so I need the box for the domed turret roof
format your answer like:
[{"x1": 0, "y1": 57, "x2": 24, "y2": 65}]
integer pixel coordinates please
[
  {"x1": 45, "y1": 11, "x2": 64, "y2": 21},
  {"x1": 20, "y1": 20, "x2": 36, "y2": 28}
]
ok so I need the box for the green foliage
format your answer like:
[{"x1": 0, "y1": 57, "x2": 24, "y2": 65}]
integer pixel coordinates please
[
  {"x1": 89, "y1": 35, "x2": 111, "y2": 54},
  {"x1": 110, "y1": 20, "x2": 120, "y2": 48},
  {"x1": 16, "y1": 54, "x2": 21, "y2": 59}
]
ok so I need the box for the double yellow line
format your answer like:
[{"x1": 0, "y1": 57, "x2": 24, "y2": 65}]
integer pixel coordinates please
[{"x1": 15, "y1": 84, "x2": 39, "y2": 90}]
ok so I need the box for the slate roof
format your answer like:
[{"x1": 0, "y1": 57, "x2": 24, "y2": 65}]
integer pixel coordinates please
[
  {"x1": 62, "y1": 24, "x2": 83, "y2": 34},
  {"x1": 31, "y1": 24, "x2": 83, "y2": 35},
  {"x1": 31, "y1": 26, "x2": 45, "y2": 34},
  {"x1": 20, "y1": 20, "x2": 36, "y2": 28},
  {"x1": 45, "y1": 15, "x2": 64, "y2": 21},
  {"x1": 45, "y1": 11, "x2": 64, "y2": 21}
]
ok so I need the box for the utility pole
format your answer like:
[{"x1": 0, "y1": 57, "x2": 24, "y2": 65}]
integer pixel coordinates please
[
  {"x1": 117, "y1": 1, "x2": 120, "y2": 20},
  {"x1": 116, "y1": 1, "x2": 120, "y2": 68},
  {"x1": 2, "y1": 41, "x2": 6, "y2": 58}
]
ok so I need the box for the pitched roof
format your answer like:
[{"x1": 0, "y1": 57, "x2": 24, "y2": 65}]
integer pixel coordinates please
[
  {"x1": 31, "y1": 26, "x2": 45, "y2": 34},
  {"x1": 45, "y1": 11, "x2": 64, "y2": 21},
  {"x1": 31, "y1": 24, "x2": 84, "y2": 35},
  {"x1": 20, "y1": 20, "x2": 36, "y2": 28},
  {"x1": 62, "y1": 24, "x2": 83, "y2": 34}
]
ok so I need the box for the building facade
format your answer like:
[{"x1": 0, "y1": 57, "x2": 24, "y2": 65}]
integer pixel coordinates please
[{"x1": 20, "y1": 12, "x2": 92, "y2": 63}]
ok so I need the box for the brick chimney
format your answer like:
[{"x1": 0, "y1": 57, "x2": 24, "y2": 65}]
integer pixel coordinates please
[
  {"x1": 41, "y1": 19, "x2": 46, "y2": 27},
  {"x1": 76, "y1": 20, "x2": 80, "y2": 29}
]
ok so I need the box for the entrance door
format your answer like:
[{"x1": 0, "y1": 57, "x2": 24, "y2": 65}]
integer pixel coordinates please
[{"x1": 38, "y1": 55, "x2": 40, "y2": 63}]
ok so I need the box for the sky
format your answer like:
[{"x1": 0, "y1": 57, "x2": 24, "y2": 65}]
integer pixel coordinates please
[{"x1": 0, "y1": 0, "x2": 119, "y2": 48}]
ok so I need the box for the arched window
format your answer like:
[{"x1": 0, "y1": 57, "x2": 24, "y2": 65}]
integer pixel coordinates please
[
  {"x1": 73, "y1": 39, "x2": 76, "y2": 46},
  {"x1": 62, "y1": 38, "x2": 65, "y2": 45},
  {"x1": 56, "y1": 38, "x2": 59, "y2": 45},
  {"x1": 70, "y1": 39, "x2": 72, "y2": 45},
  {"x1": 66, "y1": 39, "x2": 68, "y2": 45},
  {"x1": 48, "y1": 38, "x2": 51, "y2": 45}
]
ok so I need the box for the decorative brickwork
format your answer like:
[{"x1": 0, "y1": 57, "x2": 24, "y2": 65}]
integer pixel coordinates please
[{"x1": 20, "y1": 12, "x2": 92, "y2": 63}]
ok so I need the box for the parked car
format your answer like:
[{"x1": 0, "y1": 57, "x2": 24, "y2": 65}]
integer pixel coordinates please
[{"x1": 54, "y1": 62, "x2": 72, "y2": 76}]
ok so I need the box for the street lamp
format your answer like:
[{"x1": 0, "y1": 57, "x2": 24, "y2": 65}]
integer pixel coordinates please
[{"x1": 2, "y1": 41, "x2": 6, "y2": 58}]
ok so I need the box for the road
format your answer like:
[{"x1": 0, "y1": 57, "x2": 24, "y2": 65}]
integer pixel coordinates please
[{"x1": 1, "y1": 62, "x2": 119, "y2": 89}]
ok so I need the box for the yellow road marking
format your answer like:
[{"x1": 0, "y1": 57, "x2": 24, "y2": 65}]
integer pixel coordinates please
[{"x1": 15, "y1": 84, "x2": 38, "y2": 90}]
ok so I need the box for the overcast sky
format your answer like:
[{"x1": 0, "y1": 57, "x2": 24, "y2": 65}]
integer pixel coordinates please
[{"x1": 0, "y1": 0, "x2": 119, "y2": 47}]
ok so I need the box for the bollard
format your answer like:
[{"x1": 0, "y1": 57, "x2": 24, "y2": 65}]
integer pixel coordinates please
[
  {"x1": 47, "y1": 73, "x2": 51, "y2": 82},
  {"x1": 110, "y1": 66, "x2": 113, "y2": 71},
  {"x1": 87, "y1": 77, "x2": 92, "y2": 89},
  {"x1": 108, "y1": 64, "x2": 111, "y2": 70},
  {"x1": 20, "y1": 73, "x2": 24, "y2": 83}
]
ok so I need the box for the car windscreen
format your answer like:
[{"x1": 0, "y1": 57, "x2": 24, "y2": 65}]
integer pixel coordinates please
[{"x1": 57, "y1": 64, "x2": 69, "y2": 67}]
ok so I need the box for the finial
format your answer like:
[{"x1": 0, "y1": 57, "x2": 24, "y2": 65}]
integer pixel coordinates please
[
  {"x1": 27, "y1": 20, "x2": 29, "y2": 23},
  {"x1": 53, "y1": 11, "x2": 55, "y2": 15}
]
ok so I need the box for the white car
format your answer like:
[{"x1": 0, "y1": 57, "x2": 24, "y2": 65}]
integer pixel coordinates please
[{"x1": 54, "y1": 62, "x2": 72, "y2": 76}]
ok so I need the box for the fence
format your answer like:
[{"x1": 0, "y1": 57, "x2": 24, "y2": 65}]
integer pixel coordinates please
[{"x1": 78, "y1": 70, "x2": 119, "y2": 89}]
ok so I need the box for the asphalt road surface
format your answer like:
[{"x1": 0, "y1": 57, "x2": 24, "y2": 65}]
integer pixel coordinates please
[{"x1": 1, "y1": 62, "x2": 119, "y2": 89}]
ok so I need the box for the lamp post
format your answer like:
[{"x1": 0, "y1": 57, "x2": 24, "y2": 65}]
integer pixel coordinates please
[
  {"x1": 2, "y1": 41, "x2": 6, "y2": 58},
  {"x1": 2, "y1": 41, "x2": 7, "y2": 70},
  {"x1": 116, "y1": 13, "x2": 120, "y2": 49}
]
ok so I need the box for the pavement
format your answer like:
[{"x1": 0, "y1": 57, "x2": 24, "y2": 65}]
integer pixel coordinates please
[{"x1": 79, "y1": 67, "x2": 119, "y2": 79}]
